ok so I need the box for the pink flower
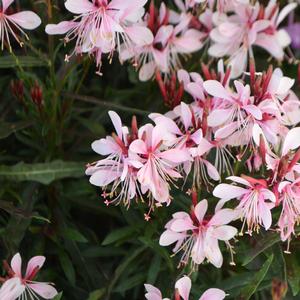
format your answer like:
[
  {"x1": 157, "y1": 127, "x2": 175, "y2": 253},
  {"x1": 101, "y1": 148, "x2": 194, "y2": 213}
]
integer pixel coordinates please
[
  {"x1": 86, "y1": 111, "x2": 142, "y2": 207},
  {"x1": 45, "y1": 0, "x2": 153, "y2": 73},
  {"x1": 145, "y1": 275, "x2": 226, "y2": 300},
  {"x1": 129, "y1": 123, "x2": 191, "y2": 204},
  {"x1": 254, "y1": 1, "x2": 297, "y2": 61},
  {"x1": 0, "y1": 0, "x2": 41, "y2": 50},
  {"x1": 121, "y1": 2, "x2": 204, "y2": 81},
  {"x1": 159, "y1": 199, "x2": 237, "y2": 268},
  {"x1": 0, "y1": 278, "x2": 25, "y2": 300},
  {"x1": 277, "y1": 179, "x2": 300, "y2": 244},
  {"x1": 204, "y1": 79, "x2": 263, "y2": 147},
  {"x1": 213, "y1": 176, "x2": 276, "y2": 235},
  {"x1": 209, "y1": 2, "x2": 270, "y2": 78},
  {"x1": 0, "y1": 253, "x2": 58, "y2": 300}
]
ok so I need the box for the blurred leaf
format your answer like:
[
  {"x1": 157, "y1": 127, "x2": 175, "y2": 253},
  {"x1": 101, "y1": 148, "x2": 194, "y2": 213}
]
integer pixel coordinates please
[
  {"x1": 0, "y1": 121, "x2": 33, "y2": 139},
  {"x1": 62, "y1": 228, "x2": 88, "y2": 243},
  {"x1": 53, "y1": 292, "x2": 63, "y2": 300},
  {"x1": 147, "y1": 255, "x2": 161, "y2": 284},
  {"x1": 242, "y1": 232, "x2": 280, "y2": 266},
  {"x1": 87, "y1": 289, "x2": 106, "y2": 300},
  {"x1": 286, "y1": 254, "x2": 300, "y2": 296},
  {"x1": 238, "y1": 254, "x2": 274, "y2": 300},
  {"x1": 102, "y1": 226, "x2": 140, "y2": 245},
  {"x1": 0, "y1": 161, "x2": 84, "y2": 184},
  {"x1": 114, "y1": 273, "x2": 146, "y2": 293},
  {"x1": 0, "y1": 56, "x2": 47, "y2": 68},
  {"x1": 59, "y1": 251, "x2": 76, "y2": 286},
  {"x1": 82, "y1": 246, "x2": 125, "y2": 258}
]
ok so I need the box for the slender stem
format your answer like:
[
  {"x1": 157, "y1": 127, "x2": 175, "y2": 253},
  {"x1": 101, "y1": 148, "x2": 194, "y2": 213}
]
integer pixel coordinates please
[{"x1": 65, "y1": 93, "x2": 151, "y2": 116}]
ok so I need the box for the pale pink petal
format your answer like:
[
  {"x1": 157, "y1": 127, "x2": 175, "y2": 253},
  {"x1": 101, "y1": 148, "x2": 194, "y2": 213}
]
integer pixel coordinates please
[
  {"x1": 186, "y1": 82, "x2": 205, "y2": 100},
  {"x1": 153, "y1": 48, "x2": 169, "y2": 73},
  {"x1": 259, "y1": 202, "x2": 272, "y2": 230},
  {"x1": 261, "y1": 189, "x2": 276, "y2": 203},
  {"x1": 25, "y1": 256, "x2": 45, "y2": 279},
  {"x1": 207, "y1": 109, "x2": 232, "y2": 127},
  {"x1": 8, "y1": 11, "x2": 41, "y2": 30},
  {"x1": 108, "y1": 111, "x2": 123, "y2": 139},
  {"x1": 175, "y1": 276, "x2": 191, "y2": 300},
  {"x1": 195, "y1": 138, "x2": 214, "y2": 156},
  {"x1": 11, "y1": 253, "x2": 22, "y2": 277},
  {"x1": 139, "y1": 61, "x2": 156, "y2": 81},
  {"x1": 170, "y1": 218, "x2": 195, "y2": 232},
  {"x1": 213, "y1": 184, "x2": 248, "y2": 200},
  {"x1": 211, "y1": 225, "x2": 237, "y2": 241},
  {"x1": 27, "y1": 283, "x2": 58, "y2": 299},
  {"x1": 226, "y1": 176, "x2": 252, "y2": 187},
  {"x1": 0, "y1": 278, "x2": 25, "y2": 300},
  {"x1": 180, "y1": 102, "x2": 192, "y2": 130},
  {"x1": 204, "y1": 238, "x2": 223, "y2": 268},
  {"x1": 203, "y1": 80, "x2": 231, "y2": 100},
  {"x1": 2, "y1": 0, "x2": 14, "y2": 12},
  {"x1": 255, "y1": 33, "x2": 284, "y2": 60},
  {"x1": 126, "y1": 25, "x2": 153, "y2": 46},
  {"x1": 45, "y1": 21, "x2": 77, "y2": 35},
  {"x1": 159, "y1": 230, "x2": 186, "y2": 246},
  {"x1": 209, "y1": 209, "x2": 237, "y2": 226},
  {"x1": 276, "y1": 3, "x2": 297, "y2": 27},
  {"x1": 244, "y1": 105, "x2": 262, "y2": 120},
  {"x1": 199, "y1": 288, "x2": 226, "y2": 300},
  {"x1": 129, "y1": 139, "x2": 148, "y2": 155},
  {"x1": 282, "y1": 127, "x2": 300, "y2": 155},
  {"x1": 65, "y1": 0, "x2": 95, "y2": 14},
  {"x1": 173, "y1": 29, "x2": 204, "y2": 53},
  {"x1": 89, "y1": 169, "x2": 120, "y2": 187},
  {"x1": 92, "y1": 138, "x2": 119, "y2": 155},
  {"x1": 203, "y1": 160, "x2": 220, "y2": 181},
  {"x1": 144, "y1": 284, "x2": 163, "y2": 300},
  {"x1": 158, "y1": 149, "x2": 191, "y2": 163},
  {"x1": 228, "y1": 48, "x2": 248, "y2": 78},
  {"x1": 177, "y1": 69, "x2": 190, "y2": 87},
  {"x1": 194, "y1": 199, "x2": 208, "y2": 223},
  {"x1": 215, "y1": 122, "x2": 238, "y2": 139},
  {"x1": 154, "y1": 25, "x2": 173, "y2": 45},
  {"x1": 191, "y1": 236, "x2": 205, "y2": 264}
]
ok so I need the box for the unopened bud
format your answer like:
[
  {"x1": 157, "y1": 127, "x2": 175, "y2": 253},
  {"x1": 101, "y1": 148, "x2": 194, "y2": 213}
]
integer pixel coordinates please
[
  {"x1": 272, "y1": 279, "x2": 287, "y2": 300},
  {"x1": 10, "y1": 79, "x2": 24, "y2": 100},
  {"x1": 30, "y1": 82, "x2": 43, "y2": 109}
]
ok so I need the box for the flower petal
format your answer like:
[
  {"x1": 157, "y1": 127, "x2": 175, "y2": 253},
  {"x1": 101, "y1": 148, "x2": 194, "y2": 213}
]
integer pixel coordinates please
[
  {"x1": 175, "y1": 276, "x2": 191, "y2": 300},
  {"x1": 199, "y1": 288, "x2": 226, "y2": 300},
  {"x1": 45, "y1": 21, "x2": 77, "y2": 35},
  {"x1": 11, "y1": 253, "x2": 22, "y2": 277},
  {"x1": 8, "y1": 11, "x2": 41, "y2": 30},
  {"x1": 194, "y1": 199, "x2": 208, "y2": 223},
  {"x1": 282, "y1": 127, "x2": 300, "y2": 156},
  {"x1": 25, "y1": 256, "x2": 45, "y2": 279},
  {"x1": 27, "y1": 283, "x2": 58, "y2": 299},
  {"x1": 65, "y1": 0, "x2": 95, "y2": 14}
]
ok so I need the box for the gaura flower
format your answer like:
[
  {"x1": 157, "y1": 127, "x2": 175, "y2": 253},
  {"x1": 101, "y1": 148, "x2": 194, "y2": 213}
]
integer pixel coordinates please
[
  {"x1": 129, "y1": 123, "x2": 191, "y2": 204},
  {"x1": 0, "y1": 253, "x2": 58, "y2": 300},
  {"x1": 46, "y1": 0, "x2": 153, "y2": 73},
  {"x1": 213, "y1": 176, "x2": 276, "y2": 235},
  {"x1": 0, "y1": 278, "x2": 25, "y2": 300},
  {"x1": 277, "y1": 179, "x2": 300, "y2": 245},
  {"x1": 0, "y1": 0, "x2": 41, "y2": 50},
  {"x1": 159, "y1": 199, "x2": 237, "y2": 268},
  {"x1": 86, "y1": 111, "x2": 142, "y2": 208},
  {"x1": 145, "y1": 275, "x2": 226, "y2": 300}
]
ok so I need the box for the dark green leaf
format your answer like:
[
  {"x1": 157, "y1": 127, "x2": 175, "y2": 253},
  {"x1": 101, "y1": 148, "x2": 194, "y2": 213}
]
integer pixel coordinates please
[
  {"x1": 0, "y1": 161, "x2": 84, "y2": 184},
  {"x1": 0, "y1": 121, "x2": 33, "y2": 139},
  {"x1": 242, "y1": 232, "x2": 280, "y2": 266},
  {"x1": 0, "y1": 56, "x2": 47, "y2": 68},
  {"x1": 59, "y1": 251, "x2": 76, "y2": 286},
  {"x1": 238, "y1": 254, "x2": 274, "y2": 300},
  {"x1": 62, "y1": 228, "x2": 88, "y2": 243},
  {"x1": 102, "y1": 226, "x2": 139, "y2": 245}
]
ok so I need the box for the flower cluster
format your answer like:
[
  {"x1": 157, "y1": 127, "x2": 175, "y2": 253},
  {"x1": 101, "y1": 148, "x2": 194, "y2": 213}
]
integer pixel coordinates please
[
  {"x1": 0, "y1": 253, "x2": 58, "y2": 300},
  {"x1": 145, "y1": 275, "x2": 226, "y2": 300}
]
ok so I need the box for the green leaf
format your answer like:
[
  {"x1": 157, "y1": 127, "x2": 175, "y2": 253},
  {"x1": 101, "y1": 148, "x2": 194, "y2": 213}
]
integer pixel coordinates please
[
  {"x1": 0, "y1": 56, "x2": 47, "y2": 68},
  {"x1": 52, "y1": 292, "x2": 63, "y2": 300},
  {"x1": 0, "y1": 161, "x2": 84, "y2": 185},
  {"x1": 87, "y1": 289, "x2": 106, "y2": 300},
  {"x1": 147, "y1": 255, "x2": 161, "y2": 284},
  {"x1": 114, "y1": 273, "x2": 146, "y2": 293},
  {"x1": 58, "y1": 251, "x2": 76, "y2": 286},
  {"x1": 0, "y1": 121, "x2": 33, "y2": 139},
  {"x1": 238, "y1": 254, "x2": 274, "y2": 300},
  {"x1": 62, "y1": 228, "x2": 88, "y2": 243},
  {"x1": 286, "y1": 255, "x2": 300, "y2": 296},
  {"x1": 102, "y1": 226, "x2": 139, "y2": 245},
  {"x1": 242, "y1": 232, "x2": 280, "y2": 266}
]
